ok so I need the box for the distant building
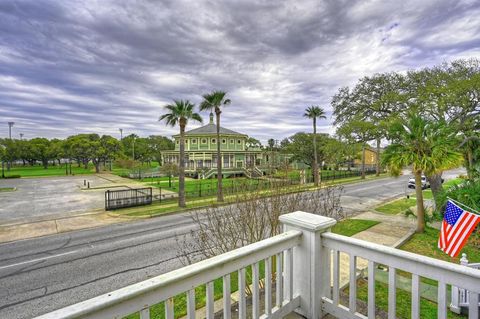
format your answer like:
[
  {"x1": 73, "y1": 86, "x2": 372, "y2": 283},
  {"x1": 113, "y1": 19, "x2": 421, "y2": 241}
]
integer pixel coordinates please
[
  {"x1": 161, "y1": 114, "x2": 265, "y2": 178},
  {"x1": 353, "y1": 146, "x2": 379, "y2": 169}
]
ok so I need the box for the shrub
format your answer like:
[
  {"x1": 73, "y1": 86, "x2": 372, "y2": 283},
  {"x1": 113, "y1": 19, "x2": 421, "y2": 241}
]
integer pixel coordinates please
[{"x1": 436, "y1": 179, "x2": 480, "y2": 216}]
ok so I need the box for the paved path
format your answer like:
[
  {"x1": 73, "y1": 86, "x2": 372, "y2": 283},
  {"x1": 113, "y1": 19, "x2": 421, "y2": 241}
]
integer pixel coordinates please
[{"x1": 0, "y1": 174, "x2": 146, "y2": 225}]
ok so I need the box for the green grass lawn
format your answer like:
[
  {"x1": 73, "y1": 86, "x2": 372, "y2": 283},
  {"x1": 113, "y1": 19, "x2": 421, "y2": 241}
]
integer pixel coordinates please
[
  {"x1": 354, "y1": 278, "x2": 463, "y2": 319},
  {"x1": 401, "y1": 226, "x2": 480, "y2": 264},
  {"x1": 147, "y1": 177, "x2": 287, "y2": 198},
  {"x1": 1, "y1": 164, "x2": 95, "y2": 177},
  {"x1": 375, "y1": 198, "x2": 417, "y2": 215},
  {"x1": 0, "y1": 187, "x2": 16, "y2": 192},
  {"x1": 0, "y1": 163, "x2": 157, "y2": 178},
  {"x1": 331, "y1": 219, "x2": 379, "y2": 236}
]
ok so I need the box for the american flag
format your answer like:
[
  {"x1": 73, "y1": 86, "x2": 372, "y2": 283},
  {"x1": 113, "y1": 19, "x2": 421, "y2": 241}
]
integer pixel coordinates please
[{"x1": 438, "y1": 200, "x2": 480, "y2": 257}]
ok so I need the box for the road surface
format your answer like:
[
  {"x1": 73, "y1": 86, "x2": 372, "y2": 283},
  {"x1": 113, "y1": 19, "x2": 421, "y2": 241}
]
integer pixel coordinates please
[{"x1": 0, "y1": 172, "x2": 460, "y2": 318}]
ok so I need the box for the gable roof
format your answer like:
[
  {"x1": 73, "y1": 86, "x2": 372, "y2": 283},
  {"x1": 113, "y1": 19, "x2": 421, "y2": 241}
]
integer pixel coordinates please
[{"x1": 173, "y1": 123, "x2": 246, "y2": 137}]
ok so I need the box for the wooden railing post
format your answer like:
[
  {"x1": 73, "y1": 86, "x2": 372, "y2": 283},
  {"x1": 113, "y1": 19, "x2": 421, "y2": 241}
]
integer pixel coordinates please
[{"x1": 280, "y1": 211, "x2": 337, "y2": 319}]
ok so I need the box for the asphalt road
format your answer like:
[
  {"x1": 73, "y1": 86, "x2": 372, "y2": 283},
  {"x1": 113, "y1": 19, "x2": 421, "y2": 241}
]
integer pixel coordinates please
[{"x1": 0, "y1": 172, "x2": 460, "y2": 318}]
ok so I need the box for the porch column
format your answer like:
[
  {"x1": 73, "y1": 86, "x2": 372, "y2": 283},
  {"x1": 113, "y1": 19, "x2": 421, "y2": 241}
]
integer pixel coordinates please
[{"x1": 280, "y1": 211, "x2": 337, "y2": 319}]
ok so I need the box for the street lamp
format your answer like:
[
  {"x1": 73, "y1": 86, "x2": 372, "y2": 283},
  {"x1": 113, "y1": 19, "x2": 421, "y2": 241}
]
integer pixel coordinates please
[
  {"x1": 119, "y1": 128, "x2": 123, "y2": 140},
  {"x1": 19, "y1": 133, "x2": 24, "y2": 140},
  {"x1": 7, "y1": 122, "x2": 14, "y2": 140}
]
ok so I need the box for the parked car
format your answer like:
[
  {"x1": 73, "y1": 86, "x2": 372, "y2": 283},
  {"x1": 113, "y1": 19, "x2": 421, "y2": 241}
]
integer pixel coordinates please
[{"x1": 407, "y1": 176, "x2": 430, "y2": 189}]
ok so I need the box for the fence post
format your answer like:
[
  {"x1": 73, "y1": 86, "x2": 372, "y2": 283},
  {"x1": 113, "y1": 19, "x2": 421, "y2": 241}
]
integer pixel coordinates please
[
  {"x1": 105, "y1": 190, "x2": 109, "y2": 210},
  {"x1": 279, "y1": 211, "x2": 337, "y2": 318}
]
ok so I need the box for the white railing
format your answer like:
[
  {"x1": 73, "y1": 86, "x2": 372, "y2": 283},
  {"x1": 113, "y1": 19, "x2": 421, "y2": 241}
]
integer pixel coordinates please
[
  {"x1": 35, "y1": 230, "x2": 302, "y2": 319},
  {"x1": 35, "y1": 211, "x2": 480, "y2": 319},
  {"x1": 320, "y1": 232, "x2": 480, "y2": 319},
  {"x1": 451, "y1": 253, "x2": 480, "y2": 314}
]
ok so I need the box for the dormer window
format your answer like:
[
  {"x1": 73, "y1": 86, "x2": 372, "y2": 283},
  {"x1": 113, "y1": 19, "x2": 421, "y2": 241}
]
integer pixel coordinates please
[
  {"x1": 212, "y1": 138, "x2": 216, "y2": 144},
  {"x1": 230, "y1": 139, "x2": 234, "y2": 144},
  {"x1": 192, "y1": 139, "x2": 197, "y2": 144},
  {"x1": 222, "y1": 139, "x2": 226, "y2": 144},
  {"x1": 237, "y1": 140, "x2": 241, "y2": 144},
  {"x1": 201, "y1": 138, "x2": 207, "y2": 144}
]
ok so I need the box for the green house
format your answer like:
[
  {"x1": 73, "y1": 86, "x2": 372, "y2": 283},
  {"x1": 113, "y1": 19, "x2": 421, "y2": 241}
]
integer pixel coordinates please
[{"x1": 162, "y1": 114, "x2": 264, "y2": 178}]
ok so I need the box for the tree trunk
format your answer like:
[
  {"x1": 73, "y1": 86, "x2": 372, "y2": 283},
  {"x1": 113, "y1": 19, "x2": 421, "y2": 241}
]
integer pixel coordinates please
[
  {"x1": 94, "y1": 161, "x2": 100, "y2": 173},
  {"x1": 414, "y1": 170, "x2": 425, "y2": 233},
  {"x1": 361, "y1": 144, "x2": 366, "y2": 179},
  {"x1": 427, "y1": 173, "x2": 443, "y2": 211},
  {"x1": 216, "y1": 110, "x2": 224, "y2": 202},
  {"x1": 43, "y1": 160, "x2": 48, "y2": 169},
  {"x1": 375, "y1": 138, "x2": 381, "y2": 176},
  {"x1": 312, "y1": 118, "x2": 319, "y2": 187},
  {"x1": 467, "y1": 147, "x2": 473, "y2": 180},
  {"x1": 178, "y1": 121, "x2": 186, "y2": 207}
]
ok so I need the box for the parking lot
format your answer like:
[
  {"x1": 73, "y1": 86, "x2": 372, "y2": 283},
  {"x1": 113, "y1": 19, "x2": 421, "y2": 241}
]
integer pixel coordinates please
[{"x1": 0, "y1": 175, "x2": 113, "y2": 224}]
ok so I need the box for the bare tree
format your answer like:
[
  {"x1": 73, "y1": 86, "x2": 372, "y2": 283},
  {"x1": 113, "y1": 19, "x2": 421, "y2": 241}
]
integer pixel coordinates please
[{"x1": 175, "y1": 182, "x2": 344, "y2": 265}]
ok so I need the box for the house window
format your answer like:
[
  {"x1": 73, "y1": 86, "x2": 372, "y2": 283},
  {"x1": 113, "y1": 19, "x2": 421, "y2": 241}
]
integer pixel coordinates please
[
  {"x1": 202, "y1": 138, "x2": 207, "y2": 144},
  {"x1": 230, "y1": 139, "x2": 234, "y2": 144},
  {"x1": 212, "y1": 138, "x2": 216, "y2": 144},
  {"x1": 237, "y1": 140, "x2": 241, "y2": 144},
  {"x1": 222, "y1": 139, "x2": 226, "y2": 144},
  {"x1": 192, "y1": 139, "x2": 197, "y2": 144}
]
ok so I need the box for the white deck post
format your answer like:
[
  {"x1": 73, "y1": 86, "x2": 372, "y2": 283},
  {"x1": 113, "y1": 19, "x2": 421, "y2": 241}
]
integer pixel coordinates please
[
  {"x1": 451, "y1": 253, "x2": 469, "y2": 314},
  {"x1": 280, "y1": 211, "x2": 337, "y2": 319}
]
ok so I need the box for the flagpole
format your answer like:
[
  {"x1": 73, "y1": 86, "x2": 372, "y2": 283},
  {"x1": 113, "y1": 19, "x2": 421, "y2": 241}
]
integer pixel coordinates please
[{"x1": 447, "y1": 197, "x2": 480, "y2": 216}]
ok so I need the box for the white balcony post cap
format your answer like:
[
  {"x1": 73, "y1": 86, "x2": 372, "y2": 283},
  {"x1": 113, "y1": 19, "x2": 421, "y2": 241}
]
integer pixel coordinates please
[{"x1": 280, "y1": 211, "x2": 337, "y2": 232}]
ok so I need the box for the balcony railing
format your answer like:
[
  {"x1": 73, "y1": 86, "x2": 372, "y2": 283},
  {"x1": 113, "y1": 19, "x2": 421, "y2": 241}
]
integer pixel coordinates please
[{"x1": 35, "y1": 212, "x2": 480, "y2": 319}]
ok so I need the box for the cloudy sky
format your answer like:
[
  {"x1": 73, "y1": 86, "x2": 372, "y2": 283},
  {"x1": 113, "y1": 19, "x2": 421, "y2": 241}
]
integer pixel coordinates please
[{"x1": 1, "y1": 0, "x2": 479, "y2": 143}]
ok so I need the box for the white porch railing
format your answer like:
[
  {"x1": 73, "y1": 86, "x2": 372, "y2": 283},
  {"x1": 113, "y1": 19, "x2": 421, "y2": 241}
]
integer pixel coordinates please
[
  {"x1": 35, "y1": 211, "x2": 480, "y2": 319},
  {"x1": 451, "y1": 253, "x2": 480, "y2": 314}
]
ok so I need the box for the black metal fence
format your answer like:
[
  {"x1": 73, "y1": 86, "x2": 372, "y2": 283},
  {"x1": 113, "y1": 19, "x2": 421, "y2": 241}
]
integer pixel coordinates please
[
  {"x1": 105, "y1": 187, "x2": 153, "y2": 210},
  {"x1": 156, "y1": 168, "x2": 379, "y2": 203}
]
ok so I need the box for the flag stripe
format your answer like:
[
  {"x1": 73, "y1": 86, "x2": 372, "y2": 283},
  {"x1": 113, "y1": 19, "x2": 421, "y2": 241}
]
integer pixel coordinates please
[
  {"x1": 438, "y1": 200, "x2": 480, "y2": 258},
  {"x1": 448, "y1": 218, "x2": 480, "y2": 257},
  {"x1": 445, "y1": 213, "x2": 475, "y2": 255}
]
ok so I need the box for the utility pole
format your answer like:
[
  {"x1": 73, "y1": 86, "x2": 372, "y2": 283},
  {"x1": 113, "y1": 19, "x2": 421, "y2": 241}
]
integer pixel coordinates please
[
  {"x1": 119, "y1": 128, "x2": 123, "y2": 140},
  {"x1": 8, "y1": 122, "x2": 14, "y2": 139},
  {"x1": 7, "y1": 122, "x2": 14, "y2": 171}
]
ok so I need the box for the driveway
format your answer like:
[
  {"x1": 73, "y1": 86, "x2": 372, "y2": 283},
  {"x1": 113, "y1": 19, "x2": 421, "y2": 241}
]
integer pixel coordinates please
[{"x1": 0, "y1": 175, "x2": 114, "y2": 224}]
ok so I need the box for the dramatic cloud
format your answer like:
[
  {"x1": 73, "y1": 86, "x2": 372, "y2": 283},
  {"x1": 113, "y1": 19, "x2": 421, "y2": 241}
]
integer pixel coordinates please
[{"x1": 0, "y1": 0, "x2": 479, "y2": 142}]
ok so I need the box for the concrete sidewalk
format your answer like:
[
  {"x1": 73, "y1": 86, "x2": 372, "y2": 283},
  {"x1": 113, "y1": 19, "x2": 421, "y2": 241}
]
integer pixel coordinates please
[
  {"x1": 336, "y1": 211, "x2": 416, "y2": 288},
  {"x1": 0, "y1": 212, "x2": 135, "y2": 243}
]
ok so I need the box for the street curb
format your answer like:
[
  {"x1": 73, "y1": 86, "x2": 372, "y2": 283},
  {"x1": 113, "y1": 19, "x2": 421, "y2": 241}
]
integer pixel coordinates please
[
  {"x1": 0, "y1": 209, "x2": 106, "y2": 227},
  {"x1": 392, "y1": 229, "x2": 416, "y2": 248}
]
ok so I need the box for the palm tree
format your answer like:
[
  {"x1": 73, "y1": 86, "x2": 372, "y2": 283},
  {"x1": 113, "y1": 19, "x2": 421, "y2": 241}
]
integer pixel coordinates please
[
  {"x1": 304, "y1": 106, "x2": 327, "y2": 186},
  {"x1": 382, "y1": 115, "x2": 463, "y2": 233},
  {"x1": 160, "y1": 100, "x2": 202, "y2": 207},
  {"x1": 200, "y1": 91, "x2": 231, "y2": 202}
]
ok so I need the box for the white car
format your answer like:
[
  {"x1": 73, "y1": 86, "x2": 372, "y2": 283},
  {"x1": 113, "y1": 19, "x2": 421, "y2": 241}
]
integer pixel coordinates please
[{"x1": 407, "y1": 176, "x2": 430, "y2": 189}]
